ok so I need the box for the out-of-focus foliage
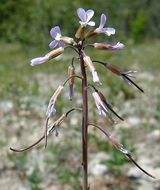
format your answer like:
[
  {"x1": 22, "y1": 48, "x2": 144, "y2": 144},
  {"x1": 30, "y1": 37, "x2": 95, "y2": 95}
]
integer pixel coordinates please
[{"x1": 0, "y1": 0, "x2": 159, "y2": 46}]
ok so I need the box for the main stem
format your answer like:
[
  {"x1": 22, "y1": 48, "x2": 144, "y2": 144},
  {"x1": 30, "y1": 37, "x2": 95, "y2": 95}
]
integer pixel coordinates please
[{"x1": 79, "y1": 49, "x2": 88, "y2": 190}]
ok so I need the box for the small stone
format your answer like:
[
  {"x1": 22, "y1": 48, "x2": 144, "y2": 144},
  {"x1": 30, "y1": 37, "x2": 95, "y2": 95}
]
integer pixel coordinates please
[
  {"x1": 127, "y1": 116, "x2": 141, "y2": 126},
  {"x1": 89, "y1": 152, "x2": 109, "y2": 176},
  {"x1": 90, "y1": 164, "x2": 108, "y2": 176},
  {"x1": 147, "y1": 130, "x2": 160, "y2": 140},
  {"x1": 127, "y1": 167, "x2": 142, "y2": 178}
]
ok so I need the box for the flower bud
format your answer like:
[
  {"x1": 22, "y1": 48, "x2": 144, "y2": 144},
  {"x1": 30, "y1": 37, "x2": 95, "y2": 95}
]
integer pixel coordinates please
[
  {"x1": 85, "y1": 31, "x2": 98, "y2": 39},
  {"x1": 83, "y1": 55, "x2": 95, "y2": 73},
  {"x1": 94, "y1": 43, "x2": 111, "y2": 50},
  {"x1": 68, "y1": 65, "x2": 75, "y2": 100},
  {"x1": 92, "y1": 92, "x2": 108, "y2": 117},
  {"x1": 49, "y1": 85, "x2": 64, "y2": 105},
  {"x1": 68, "y1": 66, "x2": 75, "y2": 85},
  {"x1": 47, "y1": 47, "x2": 64, "y2": 60},
  {"x1": 46, "y1": 85, "x2": 64, "y2": 117},
  {"x1": 60, "y1": 36, "x2": 74, "y2": 45},
  {"x1": 94, "y1": 42, "x2": 124, "y2": 51},
  {"x1": 30, "y1": 47, "x2": 64, "y2": 66},
  {"x1": 83, "y1": 54, "x2": 101, "y2": 84},
  {"x1": 75, "y1": 25, "x2": 85, "y2": 39}
]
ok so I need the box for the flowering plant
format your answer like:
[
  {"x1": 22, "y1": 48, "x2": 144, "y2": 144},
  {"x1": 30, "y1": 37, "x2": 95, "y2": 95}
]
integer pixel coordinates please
[{"x1": 10, "y1": 8, "x2": 155, "y2": 189}]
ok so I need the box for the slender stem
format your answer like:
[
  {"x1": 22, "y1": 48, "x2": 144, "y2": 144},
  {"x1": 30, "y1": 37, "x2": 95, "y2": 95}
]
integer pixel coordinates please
[
  {"x1": 79, "y1": 48, "x2": 89, "y2": 190},
  {"x1": 62, "y1": 75, "x2": 83, "y2": 86}
]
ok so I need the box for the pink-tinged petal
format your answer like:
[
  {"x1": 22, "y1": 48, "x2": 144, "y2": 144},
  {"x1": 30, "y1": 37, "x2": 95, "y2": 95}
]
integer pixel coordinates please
[
  {"x1": 99, "y1": 14, "x2": 106, "y2": 29},
  {"x1": 30, "y1": 56, "x2": 48, "y2": 66},
  {"x1": 49, "y1": 40, "x2": 58, "y2": 49},
  {"x1": 77, "y1": 8, "x2": 86, "y2": 22},
  {"x1": 86, "y1": 9, "x2": 94, "y2": 22},
  {"x1": 50, "y1": 26, "x2": 61, "y2": 38},
  {"x1": 104, "y1": 27, "x2": 116, "y2": 36},
  {"x1": 88, "y1": 21, "x2": 95, "y2": 26}
]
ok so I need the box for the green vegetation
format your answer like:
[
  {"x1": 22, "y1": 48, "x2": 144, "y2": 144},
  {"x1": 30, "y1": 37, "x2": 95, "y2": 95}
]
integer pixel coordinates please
[{"x1": 0, "y1": 0, "x2": 159, "y2": 47}]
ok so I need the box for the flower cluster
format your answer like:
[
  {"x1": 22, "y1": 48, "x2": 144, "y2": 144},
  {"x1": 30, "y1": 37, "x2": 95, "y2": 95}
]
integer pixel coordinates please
[{"x1": 11, "y1": 7, "x2": 155, "y2": 188}]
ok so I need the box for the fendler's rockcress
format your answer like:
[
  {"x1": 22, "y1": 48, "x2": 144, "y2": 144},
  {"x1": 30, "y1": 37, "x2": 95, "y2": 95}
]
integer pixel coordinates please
[{"x1": 10, "y1": 8, "x2": 156, "y2": 190}]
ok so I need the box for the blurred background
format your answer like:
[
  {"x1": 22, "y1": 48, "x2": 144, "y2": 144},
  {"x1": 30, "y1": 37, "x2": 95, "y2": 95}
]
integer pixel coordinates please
[{"x1": 0, "y1": 0, "x2": 160, "y2": 189}]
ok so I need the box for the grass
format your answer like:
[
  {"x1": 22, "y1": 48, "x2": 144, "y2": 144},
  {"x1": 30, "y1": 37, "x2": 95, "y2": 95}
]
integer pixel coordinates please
[{"x1": 0, "y1": 40, "x2": 160, "y2": 189}]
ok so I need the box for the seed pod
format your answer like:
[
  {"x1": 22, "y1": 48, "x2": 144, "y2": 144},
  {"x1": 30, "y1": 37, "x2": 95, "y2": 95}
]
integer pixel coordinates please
[{"x1": 106, "y1": 64, "x2": 121, "y2": 75}]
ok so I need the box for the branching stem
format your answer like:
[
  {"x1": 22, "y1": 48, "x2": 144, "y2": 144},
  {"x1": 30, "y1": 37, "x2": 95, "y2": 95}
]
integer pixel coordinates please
[{"x1": 62, "y1": 75, "x2": 83, "y2": 86}]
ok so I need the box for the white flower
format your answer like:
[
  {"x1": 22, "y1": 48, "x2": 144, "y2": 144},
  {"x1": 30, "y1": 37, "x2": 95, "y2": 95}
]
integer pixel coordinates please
[
  {"x1": 46, "y1": 85, "x2": 64, "y2": 117},
  {"x1": 30, "y1": 47, "x2": 64, "y2": 66},
  {"x1": 112, "y1": 42, "x2": 125, "y2": 50},
  {"x1": 92, "y1": 92, "x2": 108, "y2": 116},
  {"x1": 83, "y1": 54, "x2": 101, "y2": 84},
  {"x1": 94, "y1": 42, "x2": 125, "y2": 51},
  {"x1": 77, "y1": 8, "x2": 95, "y2": 27},
  {"x1": 92, "y1": 70, "x2": 100, "y2": 83},
  {"x1": 49, "y1": 26, "x2": 65, "y2": 49},
  {"x1": 94, "y1": 14, "x2": 115, "y2": 36}
]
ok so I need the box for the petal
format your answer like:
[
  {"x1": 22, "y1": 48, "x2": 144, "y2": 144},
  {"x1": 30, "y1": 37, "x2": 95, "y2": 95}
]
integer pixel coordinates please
[
  {"x1": 122, "y1": 76, "x2": 132, "y2": 85},
  {"x1": 99, "y1": 108, "x2": 107, "y2": 116},
  {"x1": 50, "y1": 26, "x2": 61, "y2": 38},
  {"x1": 69, "y1": 85, "x2": 74, "y2": 100},
  {"x1": 49, "y1": 40, "x2": 58, "y2": 49},
  {"x1": 86, "y1": 9, "x2": 94, "y2": 22},
  {"x1": 58, "y1": 41, "x2": 65, "y2": 48},
  {"x1": 77, "y1": 8, "x2": 86, "y2": 22},
  {"x1": 122, "y1": 70, "x2": 137, "y2": 78},
  {"x1": 111, "y1": 42, "x2": 125, "y2": 50},
  {"x1": 46, "y1": 105, "x2": 56, "y2": 118},
  {"x1": 88, "y1": 21, "x2": 95, "y2": 26},
  {"x1": 99, "y1": 14, "x2": 106, "y2": 29},
  {"x1": 30, "y1": 56, "x2": 48, "y2": 66},
  {"x1": 104, "y1": 27, "x2": 116, "y2": 36},
  {"x1": 92, "y1": 71, "x2": 101, "y2": 84}
]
